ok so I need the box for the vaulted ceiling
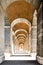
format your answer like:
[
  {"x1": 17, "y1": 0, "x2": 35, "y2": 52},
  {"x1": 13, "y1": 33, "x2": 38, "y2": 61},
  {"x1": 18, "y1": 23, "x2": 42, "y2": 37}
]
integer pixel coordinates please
[
  {"x1": 0, "y1": 0, "x2": 41, "y2": 23},
  {"x1": 6, "y1": 1, "x2": 35, "y2": 23}
]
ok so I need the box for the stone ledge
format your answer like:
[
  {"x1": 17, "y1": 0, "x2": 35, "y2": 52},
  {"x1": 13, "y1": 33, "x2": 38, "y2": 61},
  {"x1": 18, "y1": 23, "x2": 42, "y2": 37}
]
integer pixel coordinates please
[
  {"x1": 37, "y1": 56, "x2": 43, "y2": 65},
  {"x1": 4, "y1": 52, "x2": 37, "y2": 60}
]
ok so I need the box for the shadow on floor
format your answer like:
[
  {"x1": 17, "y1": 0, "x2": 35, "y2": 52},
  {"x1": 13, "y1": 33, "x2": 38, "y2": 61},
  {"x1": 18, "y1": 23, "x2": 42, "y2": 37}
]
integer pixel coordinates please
[{"x1": 0, "y1": 61, "x2": 42, "y2": 65}]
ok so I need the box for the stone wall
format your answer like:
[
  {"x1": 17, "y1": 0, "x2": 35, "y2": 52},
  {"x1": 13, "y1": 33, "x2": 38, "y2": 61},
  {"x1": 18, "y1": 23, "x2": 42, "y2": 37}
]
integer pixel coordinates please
[
  {"x1": 4, "y1": 17, "x2": 11, "y2": 53},
  {"x1": 37, "y1": 3, "x2": 43, "y2": 64}
]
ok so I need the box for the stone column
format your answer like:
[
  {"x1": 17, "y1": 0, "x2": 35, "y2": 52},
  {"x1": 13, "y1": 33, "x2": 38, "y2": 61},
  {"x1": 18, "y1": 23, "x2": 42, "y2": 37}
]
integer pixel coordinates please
[
  {"x1": 0, "y1": 6, "x2": 5, "y2": 63},
  {"x1": 31, "y1": 10, "x2": 37, "y2": 53}
]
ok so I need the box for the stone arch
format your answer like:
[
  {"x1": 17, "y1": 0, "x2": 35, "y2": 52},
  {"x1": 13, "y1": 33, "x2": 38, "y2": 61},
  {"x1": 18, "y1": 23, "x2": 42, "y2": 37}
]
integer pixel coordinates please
[{"x1": 10, "y1": 18, "x2": 31, "y2": 54}]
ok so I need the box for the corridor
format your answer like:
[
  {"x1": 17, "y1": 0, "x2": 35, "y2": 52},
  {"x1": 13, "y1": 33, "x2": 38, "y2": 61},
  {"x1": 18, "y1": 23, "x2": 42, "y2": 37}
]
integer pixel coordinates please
[{"x1": 0, "y1": 0, "x2": 43, "y2": 65}]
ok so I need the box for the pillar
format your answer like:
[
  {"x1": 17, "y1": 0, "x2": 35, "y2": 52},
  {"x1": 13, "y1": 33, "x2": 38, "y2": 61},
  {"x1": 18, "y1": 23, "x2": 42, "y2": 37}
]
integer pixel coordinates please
[
  {"x1": 32, "y1": 10, "x2": 37, "y2": 54},
  {"x1": 0, "y1": 6, "x2": 5, "y2": 63}
]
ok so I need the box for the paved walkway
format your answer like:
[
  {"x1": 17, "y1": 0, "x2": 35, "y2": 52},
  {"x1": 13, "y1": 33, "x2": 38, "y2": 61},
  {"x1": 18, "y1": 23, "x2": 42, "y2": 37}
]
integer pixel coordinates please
[{"x1": 0, "y1": 61, "x2": 41, "y2": 65}]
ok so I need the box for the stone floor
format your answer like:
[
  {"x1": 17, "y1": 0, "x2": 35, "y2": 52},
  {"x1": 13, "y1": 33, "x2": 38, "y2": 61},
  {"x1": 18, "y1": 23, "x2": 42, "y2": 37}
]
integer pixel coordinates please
[{"x1": 0, "y1": 61, "x2": 41, "y2": 65}]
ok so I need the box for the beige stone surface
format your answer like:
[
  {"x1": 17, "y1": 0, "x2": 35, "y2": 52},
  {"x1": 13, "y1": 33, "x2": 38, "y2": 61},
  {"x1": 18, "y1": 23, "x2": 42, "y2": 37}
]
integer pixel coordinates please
[{"x1": 0, "y1": 6, "x2": 5, "y2": 63}]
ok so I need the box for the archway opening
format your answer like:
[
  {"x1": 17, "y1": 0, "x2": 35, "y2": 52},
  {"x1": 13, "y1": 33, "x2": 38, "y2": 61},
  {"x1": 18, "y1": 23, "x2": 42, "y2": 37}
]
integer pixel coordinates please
[{"x1": 11, "y1": 18, "x2": 31, "y2": 55}]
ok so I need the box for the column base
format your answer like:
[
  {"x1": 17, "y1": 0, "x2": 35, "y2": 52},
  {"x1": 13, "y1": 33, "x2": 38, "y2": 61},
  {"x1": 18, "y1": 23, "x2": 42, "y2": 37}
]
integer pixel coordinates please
[
  {"x1": 0, "y1": 56, "x2": 5, "y2": 63},
  {"x1": 37, "y1": 56, "x2": 43, "y2": 65}
]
